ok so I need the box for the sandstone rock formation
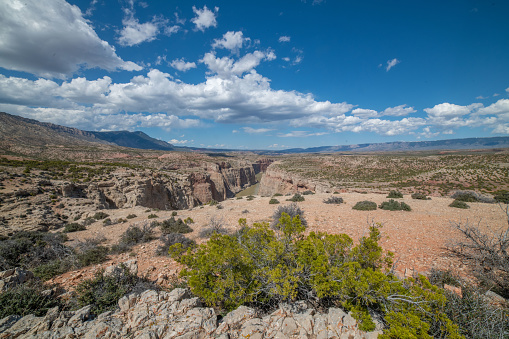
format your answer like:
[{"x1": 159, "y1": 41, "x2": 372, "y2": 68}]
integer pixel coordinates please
[
  {"x1": 259, "y1": 164, "x2": 331, "y2": 197},
  {"x1": 0, "y1": 159, "x2": 270, "y2": 235},
  {"x1": 0, "y1": 287, "x2": 382, "y2": 338}
]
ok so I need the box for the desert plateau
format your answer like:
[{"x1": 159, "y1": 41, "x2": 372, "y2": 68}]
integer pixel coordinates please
[{"x1": 0, "y1": 113, "x2": 508, "y2": 338}]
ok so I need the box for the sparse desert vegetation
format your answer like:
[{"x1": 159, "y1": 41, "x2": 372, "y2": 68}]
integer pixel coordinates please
[
  {"x1": 272, "y1": 151, "x2": 509, "y2": 196},
  {"x1": 1, "y1": 147, "x2": 508, "y2": 337}
]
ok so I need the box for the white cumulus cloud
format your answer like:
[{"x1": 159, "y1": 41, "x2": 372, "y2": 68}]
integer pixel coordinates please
[
  {"x1": 0, "y1": 0, "x2": 141, "y2": 78},
  {"x1": 424, "y1": 103, "x2": 475, "y2": 117},
  {"x1": 381, "y1": 104, "x2": 416, "y2": 116},
  {"x1": 212, "y1": 31, "x2": 249, "y2": 51},
  {"x1": 201, "y1": 50, "x2": 275, "y2": 78},
  {"x1": 170, "y1": 58, "x2": 197, "y2": 72},
  {"x1": 170, "y1": 139, "x2": 194, "y2": 144},
  {"x1": 279, "y1": 36, "x2": 291, "y2": 42},
  {"x1": 351, "y1": 108, "x2": 378, "y2": 118},
  {"x1": 117, "y1": 16, "x2": 161, "y2": 46},
  {"x1": 191, "y1": 5, "x2": 218, "y2": 32}
]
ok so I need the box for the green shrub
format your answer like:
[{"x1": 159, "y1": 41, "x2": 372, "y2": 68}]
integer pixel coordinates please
[
  {"x1": 126, "y1": 214, "x2": 137, "y2": 219},
  {"x1": 302, "y1": 190, "x2": 314, "y2": 195},
  {"x1": 102, "y1": 218, "x2": 112, "y2": 226},
  {"x1": 0, "y1": 282, "x2": 61, "y2": 318},
  {"x1": 147, "y1": 214, "x2": 158, "y2": 219},
  {"x1": 209, "y1": 199, "x2": 219, "y2": 206},
  {"x1": 156, "y1": 233, "x2": 196, "y2": 256},
  {"x1": 494, "y1": 190, "x2": 509, "y2": 204},
  {"x1": 77, "y1": 245, "x2": 109, "y2": 267},
  {"x1": 449, "y1": 200, "x2": 469, "y2": 209},
  {"x1": 157, "y1": 217, "x2": 193, "y2": 234},
  {"x1": 352, "y1": 201, "x2": 377, "y2": 211},
  {"x1": 411, "y1": 192, "x2": 430, "y2": 200},
  {"x1": 379, "y1": 199, "x2": 411, "y2": 211},
  {"x1": 273, "y1": 193, "x2": 283, "y2": 197},
  {"x1": 323, "y1": 196, "x2": 344, "y2": 204},
  {"x1": 271, "y1": 203, "x2": 307, "y2": 228},
  {"x1": 93, "y1": 212, "x2": 109, "y2": 220},
  {"x1": 269, "y1": 198, "x2": 280, "y2": 204},
  {"x1": 184, "y1": 217, "x2": 194, "y2": 224},
  {"x1": 216, "y1": 204, "x2": 224, "y2": 209},
  {"x1": 287, "y1": 193, "x2": 305, "y2": 202},
  {"x1": 63, "y1": 223, "x2": 86, "y2": 233},
  {"x1": 451, "y1": 190, "x2": 494, "y2": 203},
  {"x1": 386, "y1": 190, "x2": 403, "y2": 199},
  {"x1": 82, "y1": 217, "x2": 95, "y2": 226},
  {"x1": 0, "y1": 231, "x2": 70, "y2": 271},
  {"x1": 172, "y1": 211, "x2": 178, "y2": 216},
  {"x1": 247, "y1": 195, "x2": 255, "y2": 201},
  {"x1": 75, "y1": 265, "x2": 146, "y2": 316},
  {"x1": 171, "y1": 216, "x2": 462, "y2": 338},
  {"x1": 118, "y1": 224, "x2": 155, "y2": 246},
  {"x1": 33, "y1": 259, "x2": 73, "y2": 281}
]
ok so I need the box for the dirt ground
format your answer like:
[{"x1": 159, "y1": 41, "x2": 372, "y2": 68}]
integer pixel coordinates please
[{"x1": 47, "y1": 192, "x2": 507, "y2": 290}]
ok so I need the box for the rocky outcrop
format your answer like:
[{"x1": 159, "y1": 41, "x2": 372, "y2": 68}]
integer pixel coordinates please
[
  {"x1": 252, "y1": 158, "x2": 274, "y2": 173},
  {"x1": 0, "y1": 160, "x2": 267, "y2": 235},
  {"x1": 0, "y1": 193, "x2": 64, "y2": 236},
  {"x1": 0, "y1": 287, "x2": 382, "y2": 338},
  {"x1": 0, "y1": 268, "x2": 34, "y2": 291},
  {"x1": 259, "y1": 164, "x2": 331, "y2": 196},
  {"x1": 190, "y1": 162, "x2": 257, "y2": 204},
  {"x1": 57, "y1": 174, "x2": 197, "y2": 212}
]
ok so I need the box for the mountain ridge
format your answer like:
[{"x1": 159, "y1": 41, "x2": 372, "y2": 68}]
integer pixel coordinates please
[
  {"x1": 0, "y1": 112, "x2": 174, "y2": 151},
  {"x1": 1, "y1": 111, "x2": 509, "y2": 153}
]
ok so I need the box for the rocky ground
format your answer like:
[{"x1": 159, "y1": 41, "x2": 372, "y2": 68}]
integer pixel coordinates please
[
  {"x1": 0, "y1": 280, "x2": 381, "y2": 339},
  {"x1": 41, "y1": 192, "x2": 507, "y2": 291}
]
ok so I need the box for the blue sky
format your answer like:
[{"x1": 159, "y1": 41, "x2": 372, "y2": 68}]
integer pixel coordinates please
[{"x1": 1, "y1": 0, "x2": 508, "y2": 150}]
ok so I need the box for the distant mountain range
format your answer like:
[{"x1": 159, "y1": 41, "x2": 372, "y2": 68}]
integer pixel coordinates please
[
  {"x1": 1, "y1": 111, "x2": 509, "y2": 154},
  {"x1": 0, "y1": 112, "x2": 175, "y2": 151},
  {"x1": 270, "y1": 137, "x2": 509, "y2": 154}
]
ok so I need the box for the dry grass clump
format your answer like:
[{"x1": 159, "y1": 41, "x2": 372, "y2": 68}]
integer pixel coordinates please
[{"x1": 199, "y1": 216, "x2": 229, "y2": 238}]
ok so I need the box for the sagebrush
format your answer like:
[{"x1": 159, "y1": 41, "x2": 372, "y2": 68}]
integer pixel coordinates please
[{"x1": 171, "y1": 215, "x2": 462, "y2": 337}]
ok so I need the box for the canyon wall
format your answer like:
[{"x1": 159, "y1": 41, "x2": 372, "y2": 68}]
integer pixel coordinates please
[
  {"x1": 190, "y1": 162, "x2": 257, "y2": 204},
  {"x1": 258, "y1": 163, "x2": 331, "y2": 196},
  {"x1": 0, "y1": 159, "x2": 272, "y2": 235}
]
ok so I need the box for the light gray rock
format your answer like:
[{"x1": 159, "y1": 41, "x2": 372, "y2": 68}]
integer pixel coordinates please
[
  {"x1": 68, "y1": 305, "x2": 92, "y2": 327},
  {"x1": 0, "y1": 314, "x2": 21, "y2": 332},
  {"x1": 313, "y1": 313, "x2": 328, "y2": 339},
  {"x1": 2, "y1": 314, "x2": 43, "y2": 337},
  {"x1": 166, "y1": 288, "x2": 188, "y2": 303},
  {"x1": 0, "y1": 286, "x2": 382, "y2": 339},
  {"x1": 282, "y1": 317, "x2": 299, "y2": 336},
  {"x1": 240, "y1": 318, "x2": 266, "y2": 338},
  {"x1": 0, "y1": 267, "x2": 34, "y2": 291}
]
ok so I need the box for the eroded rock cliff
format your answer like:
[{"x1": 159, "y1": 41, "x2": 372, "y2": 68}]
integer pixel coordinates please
[{"x1": 259, "y1": 163, "x2": 331, "y2": 196}]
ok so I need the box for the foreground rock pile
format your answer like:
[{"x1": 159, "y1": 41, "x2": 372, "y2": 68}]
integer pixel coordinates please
[{"x1": 0, "y1": 288, "x2": 382, "y2": 338}]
